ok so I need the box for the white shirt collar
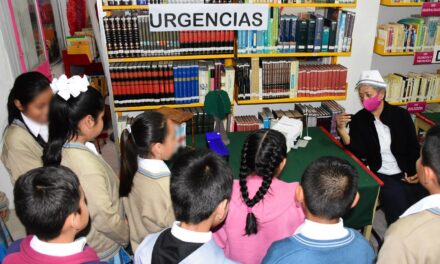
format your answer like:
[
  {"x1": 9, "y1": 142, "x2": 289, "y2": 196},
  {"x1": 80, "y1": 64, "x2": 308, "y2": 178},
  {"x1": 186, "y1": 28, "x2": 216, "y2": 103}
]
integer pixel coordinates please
[
  {"x1": 170, "y1": 221, "x2": 212, "y2": 243},
  {"x1": 84, "y1": 142, "x2": 99, "y2": 155},
  {"x1": 138, "y1": 157, "x2": 170, "y2": 175},
  {"x1": 21, "y1": 113, "x2": 48, "y2": 142},
  {"x1": 401, "y1": 194, "x2": 440, "y2": 218},
  {"x1": 30, "y1": 235, "x2": 87, "y2": 257},
  {"x1": 294, "y1": 218, "x2": 348, "y2": 240}
]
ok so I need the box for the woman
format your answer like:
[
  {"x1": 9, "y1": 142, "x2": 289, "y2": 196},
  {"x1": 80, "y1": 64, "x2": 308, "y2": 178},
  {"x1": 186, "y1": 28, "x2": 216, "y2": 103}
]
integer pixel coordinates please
[{"x1": 336, "y1": 70, "x2": 427, "y2": 225}]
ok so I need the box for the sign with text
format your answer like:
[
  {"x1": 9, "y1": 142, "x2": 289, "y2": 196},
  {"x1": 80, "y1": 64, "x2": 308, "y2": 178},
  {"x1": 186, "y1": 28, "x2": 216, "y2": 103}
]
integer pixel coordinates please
[
  {"x1": 407, "y1": 102, "x2": 427, "y2": 113},
  {"x1": 149, "y1": 4, "x2": 269, "y2": 32},
  {"x1": 414, "y1": 51, "x2": 434, "y2": 65},
  {"x1": 421, "y1": 2, "x2": 440, "y2": 17},
  {"x1": 432, "y1": 47, "x2": 440, "y2": 64}
]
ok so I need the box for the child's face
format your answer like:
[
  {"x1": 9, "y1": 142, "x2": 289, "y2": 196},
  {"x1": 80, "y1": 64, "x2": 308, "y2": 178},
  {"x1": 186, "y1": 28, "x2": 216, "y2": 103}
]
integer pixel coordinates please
[
  {"x1": 156, "y1": 119, "x2": 178, "y2": 160},
  {"x1": 17, "y1": 88, "x2": 52, "y2": 124}
]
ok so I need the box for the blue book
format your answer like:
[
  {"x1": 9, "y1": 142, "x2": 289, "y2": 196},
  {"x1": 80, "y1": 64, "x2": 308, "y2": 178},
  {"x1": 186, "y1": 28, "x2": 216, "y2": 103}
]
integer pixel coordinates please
[
  {"x1": 313, "y1": 14, "x2": 324, "y2": 52},
  {"x1": 173, "y1": 63, "x2": 180, "y2": 104},
  {"x1": 193, "y1": 64, "x2": 199, "y2": 103}
]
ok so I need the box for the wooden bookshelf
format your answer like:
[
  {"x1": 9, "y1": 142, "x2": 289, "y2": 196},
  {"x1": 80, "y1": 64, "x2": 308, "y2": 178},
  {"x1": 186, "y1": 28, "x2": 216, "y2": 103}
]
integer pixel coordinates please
[
  {"x1": 102, "y1": 2, "x2": 356, "y2": 11},
  {"x1": 238, "y1": 51, "x2": 351, "y2": 58},
  {"x1": 380, "y1": 0, "x2": 424, "y2": 7},
  {"x1": 237, "y1": 95, "x2": 347, "y2": 105},
  {"x1": 108, "y1": 54, "x2": 235, "y2": 63},
  {"x1": 389, "y1": 99, "x2": 440, "y2": 106}
]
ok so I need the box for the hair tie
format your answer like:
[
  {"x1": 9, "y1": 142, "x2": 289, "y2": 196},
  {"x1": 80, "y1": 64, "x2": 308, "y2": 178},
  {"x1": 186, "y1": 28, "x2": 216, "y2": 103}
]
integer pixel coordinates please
[
  {"x1": 50, "y1": 74, "x2": 89, "y2": 101},
  {"x1": 247, "y1": 207, "x2": 253, "y2": 214},
  {"x1": 126, "y1": 124, "x2": 132, "y2": 134}
]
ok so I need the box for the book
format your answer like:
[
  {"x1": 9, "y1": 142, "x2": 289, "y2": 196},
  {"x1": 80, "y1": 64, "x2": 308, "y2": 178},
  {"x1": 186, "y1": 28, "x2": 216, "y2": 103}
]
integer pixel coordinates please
[{"x1": 385, "y1": 71, "x2": 440, "y2": 103}]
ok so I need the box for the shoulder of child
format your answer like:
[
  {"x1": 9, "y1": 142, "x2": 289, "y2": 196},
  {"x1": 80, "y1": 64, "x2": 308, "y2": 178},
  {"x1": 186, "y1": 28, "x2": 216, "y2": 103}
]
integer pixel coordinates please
[
  {"x1": 262, "y1": 237, "x2": 299, "y2": 264},
  {"x1": 135, "y1": 229, "x2": 167, "y2": 263}
]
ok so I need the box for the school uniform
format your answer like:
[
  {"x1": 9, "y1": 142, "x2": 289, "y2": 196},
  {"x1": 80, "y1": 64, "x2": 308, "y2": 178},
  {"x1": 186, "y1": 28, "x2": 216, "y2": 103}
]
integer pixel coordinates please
[
  {"x1": 214, "y1": 176, "x2": 305, "y2": 264},
  {"x1": 263, "y1": 219, "x2": 375, "y2": 264},
  {"x1": 378, "y1": 194, "x2": 440, "y2": 264},
  {"x1": 1, "y1": 114, "x2": 48, "y2": 183},
  {"x1": 3, "y1": 235, "x2": 105, "y2": 264},
  {"x1": 135, "y1": 221, "x2": 237, "y2": 264},
  {"x1": 61, "y1": 142, "x2": 129, "y2": 261},
  {"x1": 123, "y1": 158, "x2": 175, "y2": 251}
]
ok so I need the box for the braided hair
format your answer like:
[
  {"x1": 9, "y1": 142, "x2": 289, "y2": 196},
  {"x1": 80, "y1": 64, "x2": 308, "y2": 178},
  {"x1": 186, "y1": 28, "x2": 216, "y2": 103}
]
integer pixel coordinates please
[{"x1": 239, "y1": 129, "x2": 287, "y2": 235}]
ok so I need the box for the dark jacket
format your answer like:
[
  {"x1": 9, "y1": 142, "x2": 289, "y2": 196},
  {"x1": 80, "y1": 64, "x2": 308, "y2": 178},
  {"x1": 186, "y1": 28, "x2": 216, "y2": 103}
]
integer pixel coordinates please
[{"x1": 346, "y1": 102, "x2": 419, "y2": 176}]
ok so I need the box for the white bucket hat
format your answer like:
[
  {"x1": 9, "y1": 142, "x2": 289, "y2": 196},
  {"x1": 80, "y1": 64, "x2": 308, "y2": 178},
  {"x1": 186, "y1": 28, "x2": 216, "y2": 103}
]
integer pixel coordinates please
[{"x1": 355, "y1": 70, "x2": 387, "y2": 90}]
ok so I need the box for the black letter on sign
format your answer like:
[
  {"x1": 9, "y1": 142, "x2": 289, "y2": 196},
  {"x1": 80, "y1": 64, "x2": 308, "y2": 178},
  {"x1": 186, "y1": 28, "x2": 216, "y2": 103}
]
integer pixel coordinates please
[
  {"x1": 220, "y1": 13, "x2": 232, "y2": 27},
  {"x1": 252, "y1": 12, "x2": 263, "y2": 27},
  {"x1": 178, "y1": 13, "x2": 191, "y2": 27},
  {"x1": 149, "y1": 13, "x2": 162, "y2": 28},
  {"x1": 164, "y1": 13, "x2": 177, "y2": 28},
  {"x1": 206, "y1": 13, "x2": 218, "y2": 27},
  {"x1": 193, "y1": 13, "x2": 204, "y2": 27},
  {"x1": 239, "y1": 13, "x2": 250, "y2": 27}
]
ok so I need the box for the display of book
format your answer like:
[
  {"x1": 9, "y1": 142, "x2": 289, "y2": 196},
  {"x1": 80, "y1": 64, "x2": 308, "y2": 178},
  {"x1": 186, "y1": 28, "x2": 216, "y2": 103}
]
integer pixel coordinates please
[
  {"x1": 103, "y1": 14, "x2": 234, "y2": 58},
  {"x1": 384, "y1": 71, "x2": 440, "y2": 103},
  {"x1": 103, "y1": 0, "x2": 355, "y2": 5},
  {"x1": 238, "y1": 8, "x2": 355, "y2": 54},
  {"x1": 236, "y1": 60, "x2": 347, "y2": 101}
]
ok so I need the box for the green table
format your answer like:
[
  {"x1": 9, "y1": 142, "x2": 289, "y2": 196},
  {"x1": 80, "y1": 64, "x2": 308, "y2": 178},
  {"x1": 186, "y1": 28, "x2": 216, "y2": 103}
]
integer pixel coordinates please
[
  {"x1": 416, "y1": 112, "x2": 440, "y2": 134},
  {"x1": 190, "y1": 127, "x2": 382, "y2": 238}
]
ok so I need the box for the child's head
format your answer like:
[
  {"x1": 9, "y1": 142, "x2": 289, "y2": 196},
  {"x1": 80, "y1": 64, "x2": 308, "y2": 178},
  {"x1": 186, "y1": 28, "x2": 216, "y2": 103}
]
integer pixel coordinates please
[
  {"x1": 171, "y1": 149, "x2": 233, "y2": 228},
  {"x1": 7, "y1": 72, "x2": 52, "y2": 125},
  {"x1": 43, "y1": 82, "x2": 104, "y2": 166},
  {"x1": 119, "y1": 111, "x2": 177, "y2": 197},
  {"x1": 239, "y1": 129, "x2": 287, "y2": 235},
  {"x1": 417, "y1": 125, "x2": 440, "y2": 193},
  {"x1": 297, "y1": 156, "x2": 359, "y2": 221},
  {"x1": 14, "y1": 166, "x2": 89, "y2": 241}
]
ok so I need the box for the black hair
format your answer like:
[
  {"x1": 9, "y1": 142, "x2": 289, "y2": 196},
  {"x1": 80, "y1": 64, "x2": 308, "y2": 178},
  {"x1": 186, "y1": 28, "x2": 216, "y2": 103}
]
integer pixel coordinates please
[
  {"x1": 301, "y1": 156, "x2": 358, "y2": 220},
  {"x1": 43, "y1": 87, "x2": 104, "y2": 166},
  {"x1": 239, "y1": 129, "x2": 287, "y2": 235},
  {"x1": 119, "y1": 111, "x2": 168, "y2": 197},
  {"x1": 170, "y1": 149, "x2": 233, "y2": 224},
  {"x1": 421, "y1": 125, "x2": 440, "y2": 181},
  {"x1": 14, "y1": 166, "x2": 82, "y2": 241},
  {"x1": 7, "y1": 72, "x2": 51, "y2": 125}
]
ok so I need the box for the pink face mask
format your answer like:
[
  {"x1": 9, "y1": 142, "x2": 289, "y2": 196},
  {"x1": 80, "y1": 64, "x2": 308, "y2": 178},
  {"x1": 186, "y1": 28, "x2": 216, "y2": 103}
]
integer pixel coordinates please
[{"x1": 362, "y1": 95, "x2": 382, "y2": 112}]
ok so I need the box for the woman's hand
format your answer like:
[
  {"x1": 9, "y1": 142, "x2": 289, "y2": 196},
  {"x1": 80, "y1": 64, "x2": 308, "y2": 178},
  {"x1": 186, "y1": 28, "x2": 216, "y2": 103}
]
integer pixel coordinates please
[
  {"x1": 336, "y1": 113, "x2": 351, "y2": 131},
  {"x1": 402, "y1": 174, "x2": 419, "y2": 184}
]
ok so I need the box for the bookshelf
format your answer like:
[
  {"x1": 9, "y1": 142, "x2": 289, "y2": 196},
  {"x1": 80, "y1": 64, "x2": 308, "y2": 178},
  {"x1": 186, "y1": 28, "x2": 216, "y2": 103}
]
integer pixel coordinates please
[
  {"x1": 237, "y1": 51, "x2": 351, "y2": 58},
  {"x1": 237, "y1": 95, "x2": 347, "y2": 105},
  {"x1": 373, "y1": 40, "x2": 415, "y2": 56},
  {"x1": 389, "y1": 99, "x2": 440, "y2": 106},
  {"x1": 108, "y1": 54, "x2": 235, "y2": 63},
  {"x1": 380, "y1": 0, "x2": 424, "y2": 7}
]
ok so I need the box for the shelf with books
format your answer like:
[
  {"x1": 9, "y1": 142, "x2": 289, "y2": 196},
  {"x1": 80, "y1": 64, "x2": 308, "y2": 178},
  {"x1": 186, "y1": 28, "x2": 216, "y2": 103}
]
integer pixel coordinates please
[
  {"x1": 373, "y1": 42, "x2": 415, "y2": 56},
  {"x1": 114, "y1": 103, "x2": 203, "y2": 112},
  {"x1": 237, "y1": 51, "x2": 351, "y2": 58},
  {"x1": 102, "y1": 3, "x2": 356, "y2": 10},
  {"x1": 236, "y1": 95, "x2": 347, "y2": 105},
  {"x1": 102, "y1": 5, "x2": 149, "y2": 10},
  {"x1": 389, "y1": 99, "x2": 440, "y2": 106},
  {"x1": 380, "y1": 0, "x2": 424, "y2": 7},
  {"x1": 108, "y1": 54, "x2": 235, "y2": 63}
]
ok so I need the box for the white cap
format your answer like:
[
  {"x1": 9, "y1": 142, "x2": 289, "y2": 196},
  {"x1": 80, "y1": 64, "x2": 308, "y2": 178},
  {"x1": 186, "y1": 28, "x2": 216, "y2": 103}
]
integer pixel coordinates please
[{"x1": 355, "y1": 70, "x2": 387, "y2": 90}]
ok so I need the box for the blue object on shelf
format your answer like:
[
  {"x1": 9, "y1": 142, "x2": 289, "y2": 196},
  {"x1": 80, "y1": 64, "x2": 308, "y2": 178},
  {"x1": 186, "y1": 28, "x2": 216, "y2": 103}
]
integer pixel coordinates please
[{"x1": 206, "y1": 132, "x2": 229, "y2": 161}]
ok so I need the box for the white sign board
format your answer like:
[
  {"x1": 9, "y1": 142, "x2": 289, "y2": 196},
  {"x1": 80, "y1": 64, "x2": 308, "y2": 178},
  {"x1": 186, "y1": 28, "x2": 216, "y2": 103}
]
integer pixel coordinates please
[
  {"x1": 149, "y1": 4, "x2": 269, "y2": 32},
  {"x1": 432, "y1": 47, "x2": 440, "y2": 64}
]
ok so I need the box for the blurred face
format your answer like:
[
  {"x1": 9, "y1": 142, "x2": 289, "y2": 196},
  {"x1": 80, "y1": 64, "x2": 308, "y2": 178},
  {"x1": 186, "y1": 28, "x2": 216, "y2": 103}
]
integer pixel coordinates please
[
  {"x1": 156, "y1": 119, "x2": 177, "y2": 160},
  {"x1": 416, "y1": 154, "x2": 427, "y2": 187},
  {"x1": 77, "y1": 188, "x2": 89, "y2": 231},
  {"x1": 16, "y1": 88, "x2": 52, "y2": 124},
  {"x1": 358, "y1": 85, "x2": 384, "y2": 102},
  {"x1": 80, "y1": 111, "x2": 104, "y2": 141}
]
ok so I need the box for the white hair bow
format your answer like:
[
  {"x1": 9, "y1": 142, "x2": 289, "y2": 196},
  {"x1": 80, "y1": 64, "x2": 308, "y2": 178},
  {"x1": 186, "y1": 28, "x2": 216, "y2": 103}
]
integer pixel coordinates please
[{"x1": 51, "y1": 74, "x2": 89, "y2": 101}]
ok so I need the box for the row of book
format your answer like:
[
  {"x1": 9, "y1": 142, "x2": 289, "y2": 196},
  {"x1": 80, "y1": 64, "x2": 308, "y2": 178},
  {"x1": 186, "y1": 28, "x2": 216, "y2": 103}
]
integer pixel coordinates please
[
  {"x1": 109, "y1": 60, "x2": 235, "y2": 106},
  {"x1": 103, "y1": 0, "x2": 354, "y2": 4},
  {"x1": 376, "y1": 16, "x2": 440, "y2": 53},
  {"x1": 384, "y1": 72, "x2": 440, "y2": 103},
  {"x1": 236, "y1": 59, "x2": 347, "y2": 100},
  {"x1": 238, "y1": 0, "x2": 355, "y2": 2},
  {"x1": 103, "y1": 14, "x2": 234, "y2": 58},
  {"x1": 181, "y1": 107, "x2": 215, "y2": 134},
  {"x1": 238, "y1": 8, "x2": 355, "y2": 54},
  {"x1": 386, "y1": 0, "x2": 440, "y2": 3}
]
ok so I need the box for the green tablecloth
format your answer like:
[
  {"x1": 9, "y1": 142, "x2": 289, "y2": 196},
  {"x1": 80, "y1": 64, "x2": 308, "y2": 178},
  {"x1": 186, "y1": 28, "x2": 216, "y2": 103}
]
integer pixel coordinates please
[
  {"x1": 189, "y1": 127, "x2": 381, "y2": 229},
  {"x1": 421, "y1": 112, "x2": 440, "y2": 124}
]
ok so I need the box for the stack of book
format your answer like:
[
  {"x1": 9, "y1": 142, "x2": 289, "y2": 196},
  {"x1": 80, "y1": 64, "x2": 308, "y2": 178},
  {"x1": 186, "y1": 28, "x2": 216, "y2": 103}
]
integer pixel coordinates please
[
  {"x1": 181, "y1": 107, "x2": 215, "y2": 135},
  {"x1": 375, "y1": 16, "x2": 440, "y2": 53},
  {"x1": 110, "y1": 60, "x2": 234, "y2": 107},
  {"x1": 234, "y1": 115, "x2": 260, "y2": 132},
  {"x1": 103, "y1": 14, "x2": 234, "y2": 58},
  {"x1": 384, "y1": 72, "x2": 440, "y2": 103},
  {"x1": 238, "y1": 8, "x2": 355, "y2": 54},
  {"x1": 322, "y1": 100, "x2": 345, "y2": 137},
  {"x1": 236, "y1": 60, "x2": 347, "y2": 101}
]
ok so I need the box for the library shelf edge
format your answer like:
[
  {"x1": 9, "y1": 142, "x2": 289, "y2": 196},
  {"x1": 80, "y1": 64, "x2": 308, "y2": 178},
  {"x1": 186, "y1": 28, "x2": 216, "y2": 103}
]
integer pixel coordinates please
[
  {"x1": 114, "y1": 101, "x2": 235, "y2": 113},
  {"x1": 380, "y1": 0, "x2": 423, "y2": 7},
  {"x1": 236, "y1": 95, "x2": 347, "y2": 105},
  {"x1": 389, "y1": 99, "x2": 440, "y2": 106},
  {"x1": 102, "y1": 2, "x2": 356, "y2": 11},
  {"x1": 237, "y1": 51, "x2": 351, "y2": 58},
  {"x1": 108, "y1": 54, "x2": 235, "y2": 63}
]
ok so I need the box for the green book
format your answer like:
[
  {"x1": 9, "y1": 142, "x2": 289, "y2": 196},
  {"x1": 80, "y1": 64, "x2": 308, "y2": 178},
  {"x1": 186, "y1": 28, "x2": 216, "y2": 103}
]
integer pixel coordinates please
[{"x1": 322, "y1": 26, "x2": 330, "y2": 52}]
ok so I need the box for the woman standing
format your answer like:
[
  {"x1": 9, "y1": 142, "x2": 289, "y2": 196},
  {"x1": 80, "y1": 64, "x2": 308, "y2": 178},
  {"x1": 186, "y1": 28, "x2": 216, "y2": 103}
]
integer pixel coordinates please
[{"x1": 336, "y1": 70, "x2": 427, "y2": 225}]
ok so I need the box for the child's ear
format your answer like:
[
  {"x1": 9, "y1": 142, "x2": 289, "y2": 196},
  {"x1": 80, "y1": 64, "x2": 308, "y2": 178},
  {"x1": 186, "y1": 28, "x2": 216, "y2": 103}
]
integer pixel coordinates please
[
  {"x1": 351, "y1": 192, "x2": 360, "y2": 209},
  {"x1": 14, "y1": 100, "x2": 25, "y2": 112},
  {"x1": 85, "y1": 115, "x2": 96, "y2": 128},
  {"x1": 274, "y1": 158, "x2": 287, "y2": 177},
  {"x1": 295, "y1": 185, "x2": 304, "y2": 203},
  {"x1": 216, "y1": 199, "x2": 229, "y2": 221}
]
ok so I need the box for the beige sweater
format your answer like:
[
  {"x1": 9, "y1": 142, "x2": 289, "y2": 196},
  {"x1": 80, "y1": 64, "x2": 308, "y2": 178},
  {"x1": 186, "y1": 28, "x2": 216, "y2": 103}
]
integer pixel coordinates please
[
  {"x1": 123, "y1": 172, "x2": 174, "y2": 252},
  {"x1": 1, "y1": 124, "x2": 43, "y2": 184},
  {"x1": 378, "y1": 210, "x2": 440, "y2": 264},
  {"x1": 61, "y1": 143, "x2": 129, "y2": 260}
]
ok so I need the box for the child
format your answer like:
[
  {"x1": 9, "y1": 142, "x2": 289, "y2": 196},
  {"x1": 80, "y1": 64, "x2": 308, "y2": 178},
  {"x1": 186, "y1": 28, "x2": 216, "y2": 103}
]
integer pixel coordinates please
[
  {"x1": 378, "y1": 125, "x2": 440, "y2": 263},
  {"x1": 3, "y1": 166, "x2": 105, "y2": 264},
  {"x1": 263, "y1": 156, "x2": 375, "y2": 264},
  {"x1": 120, "y1": 111, "x2": 177, "y2": 251},
  {"x1": 2, "y1": 72, "x2": 52, "y2": 183},
  {"x1": 135, "y1": 149, "x2": 237, "y2": 264},
  {"x1": 214, "y1": 129, "x2": 305, "y2": 264},
  {"x1": 43, "y1": 75, "x2": 129, "y2": 262}
]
